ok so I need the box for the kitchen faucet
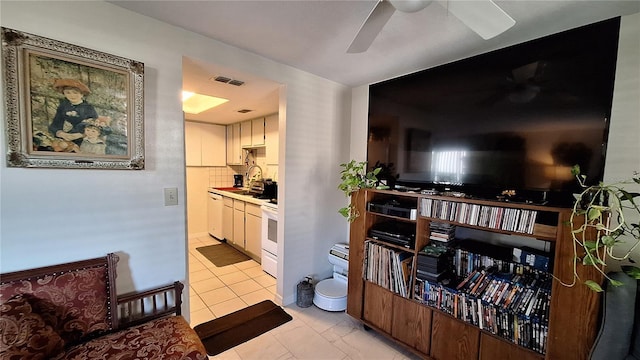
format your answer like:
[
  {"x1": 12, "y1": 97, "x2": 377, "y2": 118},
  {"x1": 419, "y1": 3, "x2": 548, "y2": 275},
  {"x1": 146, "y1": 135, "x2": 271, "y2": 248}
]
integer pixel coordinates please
[{"x1": 246, "y1": 164, "x2": 263, "y2": 186}]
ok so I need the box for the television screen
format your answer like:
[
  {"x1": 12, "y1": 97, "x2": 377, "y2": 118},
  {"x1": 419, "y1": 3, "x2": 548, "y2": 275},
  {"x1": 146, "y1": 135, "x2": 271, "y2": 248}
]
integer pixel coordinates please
[{"x1": 368, "y1": 18, "x2": 620, "y2": 206}]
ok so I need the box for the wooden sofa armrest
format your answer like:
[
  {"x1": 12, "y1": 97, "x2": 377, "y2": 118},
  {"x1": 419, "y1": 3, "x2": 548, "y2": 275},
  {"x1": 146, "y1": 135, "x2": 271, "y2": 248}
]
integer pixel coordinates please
[{"x1": 116, "y1": 281, "x2": 184, "y2": 329}]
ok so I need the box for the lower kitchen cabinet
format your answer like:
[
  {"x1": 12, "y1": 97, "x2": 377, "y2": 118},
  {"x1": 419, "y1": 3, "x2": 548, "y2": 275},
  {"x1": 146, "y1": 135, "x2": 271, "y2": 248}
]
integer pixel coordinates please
[
  {"x1": 233, "y1": 200, "x2": 245, "y2": 248},
  {"x1": 222, "y1": 197, "x2": 233, "y2": 243},
  {"x1": 244, "y1": 203, "x2": 262, "y2": 260},
  {"x1": 222, "y1": 196, "x2": 262, "y2": 262}
]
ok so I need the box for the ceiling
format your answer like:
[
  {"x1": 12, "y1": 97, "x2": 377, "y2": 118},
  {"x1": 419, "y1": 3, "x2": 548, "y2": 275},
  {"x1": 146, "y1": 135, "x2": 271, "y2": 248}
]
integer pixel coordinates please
[{"x1": 109, "y1": 0, "x2": 640, "y2": 125}]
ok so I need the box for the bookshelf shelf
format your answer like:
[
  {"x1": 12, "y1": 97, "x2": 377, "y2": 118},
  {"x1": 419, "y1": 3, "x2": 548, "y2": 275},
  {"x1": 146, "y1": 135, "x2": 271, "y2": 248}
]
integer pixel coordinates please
[
  {"x1": 365, "y1": 237, "x2": 417, "y2": 253},
  {"x1": 347, "y1": 189, "x2": 603, "y2": 360},
  {"x1": 366, "y1": 211, "x2": 417, "y2": 224}
]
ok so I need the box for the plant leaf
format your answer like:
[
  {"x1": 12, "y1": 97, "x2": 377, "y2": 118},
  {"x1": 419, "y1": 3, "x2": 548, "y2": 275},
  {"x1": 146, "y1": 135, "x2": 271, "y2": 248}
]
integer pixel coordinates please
[
  {"x1": 587, "y1": 208, "x2": 601, "y2": 220},
  {"x1": 583, "y1": 241, "x2": 599, "y2": 250},
  {"x1": 601, "y1": 235, "x2": 616, "y2": 247},
  {"x1": 582, "y1": 256, "x2": 596, "y2": 266},
  {"x1": 571, "y1": 165, "x2": 581, "y2": 176},
  {"x1": 622, "y1": 266, "x2": 640, "y2": 279},
  {"x1": 621, "y1": 190, "x2": 640, "y2": 199},
  {"x1": 609, "y1": 279, "x2": 624, "y2": 287},
  {"x1": 585, "y1": 280, "x2": 603, "y2": 292}
]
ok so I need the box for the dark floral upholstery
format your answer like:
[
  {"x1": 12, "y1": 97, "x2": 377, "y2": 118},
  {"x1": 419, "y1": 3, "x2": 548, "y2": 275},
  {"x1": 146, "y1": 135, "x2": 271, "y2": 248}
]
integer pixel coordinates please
[
  {"x1": 0, "y1": 255, "x2": 207, "y2": 360},
  {"x1": 0, "y1": 294, "x2": 65, "y2": 359},
  {"x1": 0, "y1": 265, "x2": 113, "y2": 345},
  {"x1": 59, "y1": 316, "x2": 207, "y2": 360}
]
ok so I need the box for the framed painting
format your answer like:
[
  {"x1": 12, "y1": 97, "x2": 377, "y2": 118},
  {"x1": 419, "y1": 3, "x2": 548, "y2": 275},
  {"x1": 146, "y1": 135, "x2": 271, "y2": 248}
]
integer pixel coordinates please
[{"x1": 1, "y1": 27, "x2": 144, "y2": 169}]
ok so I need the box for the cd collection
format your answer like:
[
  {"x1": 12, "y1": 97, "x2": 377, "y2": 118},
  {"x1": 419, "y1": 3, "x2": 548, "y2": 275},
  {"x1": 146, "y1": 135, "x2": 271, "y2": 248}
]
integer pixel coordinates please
[{"x1": 420, "y1": 198, "x2": 538, "y2": 234}]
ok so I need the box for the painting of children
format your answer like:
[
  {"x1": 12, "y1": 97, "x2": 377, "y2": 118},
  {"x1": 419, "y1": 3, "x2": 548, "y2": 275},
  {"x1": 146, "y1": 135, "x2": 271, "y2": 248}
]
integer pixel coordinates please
[
  {"x1": 48, "y1": 79, "x2": 99, "y2": 147},
  {"x1": 2, "y1": 27, "x2": 144, "y2": 169}
]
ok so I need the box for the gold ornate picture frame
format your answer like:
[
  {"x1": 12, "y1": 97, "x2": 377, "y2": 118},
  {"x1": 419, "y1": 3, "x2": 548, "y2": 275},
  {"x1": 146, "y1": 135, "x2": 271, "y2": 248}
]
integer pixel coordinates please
[{"x1": 2, "y1": 27, "x2": 144, "y2": 169}]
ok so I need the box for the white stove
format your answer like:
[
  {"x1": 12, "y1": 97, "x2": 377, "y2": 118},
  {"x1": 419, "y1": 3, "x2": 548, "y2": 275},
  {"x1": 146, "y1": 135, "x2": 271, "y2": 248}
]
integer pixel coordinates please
[{"x1": 260, "y1": 201, "x2": 278, "y2": 278}]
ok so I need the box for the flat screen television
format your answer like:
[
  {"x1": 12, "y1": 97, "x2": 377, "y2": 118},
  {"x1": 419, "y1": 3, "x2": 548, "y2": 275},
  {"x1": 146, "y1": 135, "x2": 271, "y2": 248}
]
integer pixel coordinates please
[{"x1": 367, "y1": 18, "x2": 620, "y2": 207}]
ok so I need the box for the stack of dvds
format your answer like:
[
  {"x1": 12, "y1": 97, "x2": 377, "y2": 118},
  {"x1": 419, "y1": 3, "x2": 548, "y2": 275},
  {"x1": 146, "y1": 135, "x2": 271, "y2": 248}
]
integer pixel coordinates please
[
  {"x1": 429, "y1": 222, "x2": 456, "y2": 245},
  {"x1": 416, "y1": 246, "x2": 452, "y2": 284}
]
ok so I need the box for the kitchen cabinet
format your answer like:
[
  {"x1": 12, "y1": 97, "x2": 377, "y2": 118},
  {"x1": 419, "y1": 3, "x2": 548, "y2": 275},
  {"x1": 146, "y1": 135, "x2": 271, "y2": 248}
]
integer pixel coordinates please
[
  {"x1": 265, "y1": 113, "x2": 278, "y2": 165},
  {"x1": 233, "y1": 200, "x2": 245, "y2": 248},
  {"x1": 239, "y1": 117, "x2": 266, "y2": 148},
  {"x1": 245, "y1": 203, "x2": 262, "y2": 259},
  {"x1": 251, "y1": 118, "x2": 265, "y2": 146},
  {"x1": 226, "y1": 123, "x2": 242, "y2": 165},
  {"x1": 240, "y1": 120, "x2": 252, "y2": 148},
  {"x1": 185, "y1": 121, "x2": 225, "y2": 166},
  {"x1": 222, "y1": 197, "x2": 233, "y2": 242}
]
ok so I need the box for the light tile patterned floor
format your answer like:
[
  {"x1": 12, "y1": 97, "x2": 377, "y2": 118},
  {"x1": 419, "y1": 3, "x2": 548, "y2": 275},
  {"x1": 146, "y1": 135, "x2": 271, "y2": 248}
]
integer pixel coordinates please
[{"x1": 188, "y1": 235, "x2": 420, "y2": 360}]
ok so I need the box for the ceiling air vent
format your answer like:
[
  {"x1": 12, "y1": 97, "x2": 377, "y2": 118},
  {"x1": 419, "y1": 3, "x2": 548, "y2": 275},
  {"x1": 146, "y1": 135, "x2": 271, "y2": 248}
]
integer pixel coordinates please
[
  {"x1": 213, "y1": 76, "x2": 232, "y2": 83},
  {"x1": 237, "y1": 109, "x2": 253, "y2": 113},
  {"x1": 211, "y1": 75, "x2": 244, "y2": 86}
]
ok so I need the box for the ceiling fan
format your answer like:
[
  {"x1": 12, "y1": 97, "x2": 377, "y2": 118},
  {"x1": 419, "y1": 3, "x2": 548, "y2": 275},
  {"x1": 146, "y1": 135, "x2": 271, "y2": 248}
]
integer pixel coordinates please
[{"x1": 347, "y1": 0, "x2": 516, "y2": 53}]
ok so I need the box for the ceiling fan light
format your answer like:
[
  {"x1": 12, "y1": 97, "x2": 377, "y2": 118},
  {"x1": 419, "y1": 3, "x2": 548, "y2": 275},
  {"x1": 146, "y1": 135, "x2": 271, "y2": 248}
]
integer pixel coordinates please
[{"x1": 389, "y1": 0, "x2": 432, "y2": 13}]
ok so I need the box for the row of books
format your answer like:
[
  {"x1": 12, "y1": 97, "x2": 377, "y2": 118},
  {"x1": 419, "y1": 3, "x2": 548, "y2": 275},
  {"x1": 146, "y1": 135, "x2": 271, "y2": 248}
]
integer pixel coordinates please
[
  {"x1": 363, "y1": 241, "x2": 413, "y2": 298},
  {"x1": 420, "y1": 199, "x2": 538, "y2": 234},
  {"x1": 415, "y1": 279, "x2": 549, "y2": 354},
  {"x1": 456, "y1": 270, "x2": 552, "y2": 319}
]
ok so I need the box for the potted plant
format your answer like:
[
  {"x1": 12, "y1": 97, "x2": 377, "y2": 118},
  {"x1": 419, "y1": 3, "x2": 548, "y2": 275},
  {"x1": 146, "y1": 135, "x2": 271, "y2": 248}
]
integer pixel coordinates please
[
  {"x1": 566, "y1": 165, "x2": 640, "y2": 291},
  {"x1": 338, "y1": 160, "x2": 386, "y2": 222}
]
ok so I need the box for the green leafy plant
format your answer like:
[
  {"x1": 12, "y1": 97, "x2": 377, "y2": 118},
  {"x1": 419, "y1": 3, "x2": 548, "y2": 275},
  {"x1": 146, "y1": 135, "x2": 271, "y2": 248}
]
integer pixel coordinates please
[
  {"x1": 566, "y1": 165, "x2": 640, "y2": 291},
  {"x1": 338, "y1": 160, "x2": 384, "y2": 222}
]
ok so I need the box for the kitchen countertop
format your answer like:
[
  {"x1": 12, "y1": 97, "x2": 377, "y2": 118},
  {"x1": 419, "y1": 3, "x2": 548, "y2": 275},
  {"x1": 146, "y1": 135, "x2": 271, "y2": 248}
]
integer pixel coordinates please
[{"x1": 208, "y1": 187, "x2": 269, "y2": 206}]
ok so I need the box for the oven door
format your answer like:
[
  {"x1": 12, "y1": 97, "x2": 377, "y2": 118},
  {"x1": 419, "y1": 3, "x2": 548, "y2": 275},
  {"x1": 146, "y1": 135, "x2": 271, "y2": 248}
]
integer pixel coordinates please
[{"x1": 260, "y1": 205, "x2": 278, "y2": 257}]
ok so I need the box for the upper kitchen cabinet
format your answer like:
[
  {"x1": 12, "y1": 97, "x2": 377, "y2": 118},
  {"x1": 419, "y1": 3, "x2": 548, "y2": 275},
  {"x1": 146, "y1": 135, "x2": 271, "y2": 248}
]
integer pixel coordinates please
[
  {"x1": 240, "y1": 117, "x2": 266, "y2": 148},
  {"x1": 251, "y1": 117, "x2": 265, "y2": 146},
  {"x1": 240, "y1": 120, "x2": 252, "y2": 148},
  {"x1": 265, "y1": 114, "x2": 278, "y2": 165},
  {"x1": 185, "y1": 121, "x2": 226, "y2": 167},
  {"x1": 226, "y1": 123, "x2": 242, "y2": 165}
]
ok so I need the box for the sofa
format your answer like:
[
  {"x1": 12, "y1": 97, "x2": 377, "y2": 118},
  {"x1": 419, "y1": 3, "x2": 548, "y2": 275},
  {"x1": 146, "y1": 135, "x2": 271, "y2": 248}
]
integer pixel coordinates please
[
  {"x1": 590, "y1": 271, "x2": 640, "y2": 360},
  {"x1": 0, "y1": 253, "x2": 208, "y2": 360}
]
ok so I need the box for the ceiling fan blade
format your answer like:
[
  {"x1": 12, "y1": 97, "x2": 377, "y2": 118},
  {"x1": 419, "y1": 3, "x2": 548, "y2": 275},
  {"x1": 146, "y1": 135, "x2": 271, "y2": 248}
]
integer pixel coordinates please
[
  {"x1": 445, "y1": 0, "x2": 515, "y2": 40},
  {"x1": 347, "y1": 0, "x2": 396, "y2": 53}
]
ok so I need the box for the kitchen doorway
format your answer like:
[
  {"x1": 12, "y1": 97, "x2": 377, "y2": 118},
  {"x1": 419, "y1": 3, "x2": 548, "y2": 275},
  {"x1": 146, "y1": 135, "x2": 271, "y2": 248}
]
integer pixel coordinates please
[{"x1": 182, "y1": 56, "x2": 284, "y2": 308}]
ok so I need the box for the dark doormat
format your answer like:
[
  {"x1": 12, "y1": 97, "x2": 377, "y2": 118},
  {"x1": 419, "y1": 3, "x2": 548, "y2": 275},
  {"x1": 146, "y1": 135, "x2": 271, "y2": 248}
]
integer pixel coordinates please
[
  {"x1": 196, "y1": 243, "x2": 251, "y2": 267},
  {"x1": 194, "y1": 300, "x2": 293, "y2": 356}
]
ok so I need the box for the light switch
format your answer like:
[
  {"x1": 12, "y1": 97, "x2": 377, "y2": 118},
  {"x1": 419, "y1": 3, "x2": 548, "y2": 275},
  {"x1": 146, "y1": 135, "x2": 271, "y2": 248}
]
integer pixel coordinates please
[{"x1": 164, "y1": 188, "x2": 178, "y2": 206}]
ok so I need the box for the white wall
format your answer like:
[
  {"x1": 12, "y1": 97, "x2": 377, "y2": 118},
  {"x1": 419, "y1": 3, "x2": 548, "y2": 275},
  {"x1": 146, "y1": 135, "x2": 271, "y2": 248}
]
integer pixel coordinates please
[
  {"x1": 602, "y1": 13, "x2": 640, "y2": 264},
  {"x1": 0, "y1": 1, "x2": 352, "y2": 307}
]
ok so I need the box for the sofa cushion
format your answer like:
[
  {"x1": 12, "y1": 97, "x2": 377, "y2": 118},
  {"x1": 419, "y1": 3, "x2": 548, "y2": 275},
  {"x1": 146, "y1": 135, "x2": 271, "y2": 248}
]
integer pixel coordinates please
[
  {"x1": 0, "y1": 264, "x2": 114, "y2": 346},
  {"x1": 590, "y1": 272, "x2": 638, "y2": 360},
  {"x1": 60, "y1": 316, "x2": 207, "y2": 360},
  {"x1": 0, "y1": 294, "x2": 65, "y2": 360}
]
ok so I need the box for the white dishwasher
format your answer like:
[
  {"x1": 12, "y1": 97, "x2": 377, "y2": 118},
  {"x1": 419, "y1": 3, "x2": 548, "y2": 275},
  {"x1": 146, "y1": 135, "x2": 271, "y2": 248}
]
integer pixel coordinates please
[{"x1": 207, "y1": 191, "x2": 223, "y2": 240}]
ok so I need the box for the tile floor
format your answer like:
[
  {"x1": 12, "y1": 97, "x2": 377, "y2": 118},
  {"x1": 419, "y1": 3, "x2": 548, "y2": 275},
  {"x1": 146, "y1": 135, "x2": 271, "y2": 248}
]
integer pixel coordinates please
[{"x1": 188, "y1": 235, "x2": 421, "y2": 360}]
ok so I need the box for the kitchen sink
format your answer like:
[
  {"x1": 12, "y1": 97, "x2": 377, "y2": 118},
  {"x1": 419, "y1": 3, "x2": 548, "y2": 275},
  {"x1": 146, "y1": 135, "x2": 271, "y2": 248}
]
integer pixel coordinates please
[{"x1": 224, "y1": 189, "x2": 253, "y2": 196}]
